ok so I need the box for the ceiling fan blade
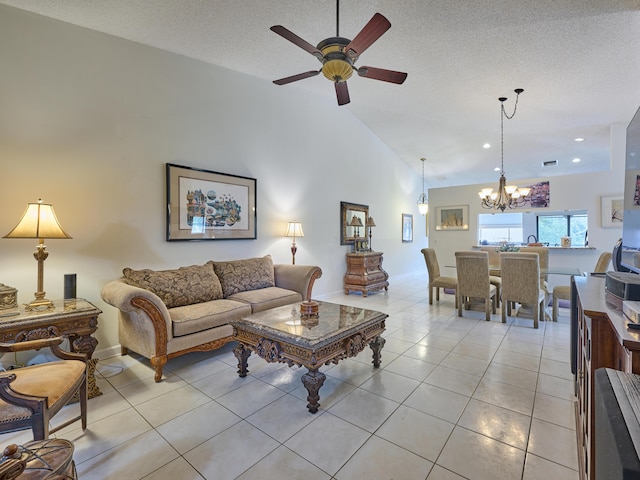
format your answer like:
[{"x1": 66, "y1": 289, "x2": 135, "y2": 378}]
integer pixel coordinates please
[
  {"x1": 270, "y1": 25, "x2": 324, "y2": 61},
  {"x1": 357, "y1": 66, "x2": 407, "y2": 84},
  {"x1": 345, "y1": 13, "x2": 391, "y2": 59},
  {"x1": 335, "y1": 82, "x2": 350, "y2": 106},
  {"x1": 273, "y1": 70, "x2": 321, "y2": 85}
]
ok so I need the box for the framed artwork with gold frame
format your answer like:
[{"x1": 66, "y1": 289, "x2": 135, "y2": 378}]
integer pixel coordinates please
[{"x1": 340, "y1": 201, "x2": 369, "y2": 245}]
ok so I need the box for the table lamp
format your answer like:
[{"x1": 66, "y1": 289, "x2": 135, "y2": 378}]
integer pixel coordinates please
[
  {"x1": 285, "y1": 221, "x2": 304, "y2": 265},
  {"x1": 3, "y1": 199, "x2": 72, "y2": 311},
  {"x1": 366, "y1": 216, "x2": 376, "y2": 251}
]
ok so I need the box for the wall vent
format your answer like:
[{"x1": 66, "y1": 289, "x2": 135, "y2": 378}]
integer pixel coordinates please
[{"x1": 542, "y1": 160, "x2": 558, "y2": 167}]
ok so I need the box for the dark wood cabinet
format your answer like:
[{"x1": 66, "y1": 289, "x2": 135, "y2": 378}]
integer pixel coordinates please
[
  {"x1": 574, "y1": 276, "x2": 640, "y2": 480},
  {"x1": 344, "y1": 252, "x2": 389, "y2": 297}
]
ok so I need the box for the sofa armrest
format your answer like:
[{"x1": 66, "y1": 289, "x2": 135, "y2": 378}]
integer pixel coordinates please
[
  {"x1": 100, "y1": 279, "x2": 172, "y2": 343},
  {"x1": 273, "y1": 264, "x2": 322, "y2": 301}
]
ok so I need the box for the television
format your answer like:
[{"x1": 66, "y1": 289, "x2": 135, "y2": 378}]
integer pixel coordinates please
[{"x1": 619, "y1": 105, "x2": 640, "y2": 273}]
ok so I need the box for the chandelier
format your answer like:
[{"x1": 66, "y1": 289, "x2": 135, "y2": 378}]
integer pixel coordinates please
[
  {"x1": 478, "y1": 88, "x2": 531, "y2": 212},
  {"x1": 417, "y1": 157, "x2": 428, "y2": 214}
]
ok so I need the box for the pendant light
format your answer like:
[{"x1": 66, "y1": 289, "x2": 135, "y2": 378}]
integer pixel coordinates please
[
  {"x1": 478, "y1": 88, "x2": 531, "y2": 212},
  {"x1": 417, "y1": 157, "x2": 428, "y2": 215}
]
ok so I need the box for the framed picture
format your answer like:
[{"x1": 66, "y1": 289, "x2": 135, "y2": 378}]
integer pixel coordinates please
[
  {"x1": 402, "y1": 213, "x2": 413, "y2": 242},
  {"x1": 601, "y1": 195, "x2": 624, "y2": 228},
  {"x1": 340, "y1": 201, "x2": 369, "y2": 245},
  {"x1": 435, "y1": 205, "x2": 469, "y2": 231},
  {"x1": 166, "y1": 163, "x2": 256, "y2": 241},
  {"x1": 523, "y1": 180, "x2": 550, "y2": 208}
]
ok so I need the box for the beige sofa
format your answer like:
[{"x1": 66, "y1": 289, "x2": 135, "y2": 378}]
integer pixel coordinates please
[{"x1": 101, "y1": 255, "x2": 322, "y2": 382}]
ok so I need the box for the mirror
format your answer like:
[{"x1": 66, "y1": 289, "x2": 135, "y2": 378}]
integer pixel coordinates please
[{"x1": 341, "y1": 201, "x2": 369, "y2": 245}]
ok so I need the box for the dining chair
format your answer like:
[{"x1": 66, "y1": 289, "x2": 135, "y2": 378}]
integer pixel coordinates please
[
  {"x1": 421, "y1": 248, "x2": 458, "y2": 307},
  {"x1": 455, "y1": 251, "x2": 497, "y2": 321},
  {"x1": 525, "y1": 246, "x2": 550, "y2": 299},
  {"x1": 500, "y1": 252, "x2": 546, "y2": 328},
  {"x1": 476, "y1": 247, "x2": 502, "y2": 306},
  {"x1": 0, "y1": 327, "x2": 88, "y2": 440},
  {"x1": 552, "y1": 251, "x2": 611, "y2": 321},
  {"x1": 477, "y1": 246, "x2": 501, "y2": 276}
]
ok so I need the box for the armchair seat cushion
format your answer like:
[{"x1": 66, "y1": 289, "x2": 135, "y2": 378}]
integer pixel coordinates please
[
  {"x1": 229, "y1": 287, "x2": 302, "y2": 313},
  {"x1": 170, "y1": 300, "x2": 251, "y2": 337},
  {"x1": 1, "y1": 360, "x2": 85, "y2": 409}
]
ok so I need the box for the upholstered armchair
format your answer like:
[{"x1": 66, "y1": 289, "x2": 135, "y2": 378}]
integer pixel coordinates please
[
  {"x1": 455, "y1": 251, "x2": 497, "y2": 321},
  {"x1": 421, "y1": 248, "x2": 457, "y2": 307},
  {"x1": 500, "y1": 252, "x2": 546, "y2": 328},
  {"x1": 552, "y1": 251, "x2": 611, "y2": 321},
  {"x1": 0, "y1": 327, "x2": 87, "y2": 440}
]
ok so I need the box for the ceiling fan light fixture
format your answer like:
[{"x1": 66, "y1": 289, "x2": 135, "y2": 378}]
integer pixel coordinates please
[
  {"x1": 270, "y1": 3, "x2": 406, "y2": 106},
  {"x1": 322, "y1": 59, "x2": 353, "y2": 82}
]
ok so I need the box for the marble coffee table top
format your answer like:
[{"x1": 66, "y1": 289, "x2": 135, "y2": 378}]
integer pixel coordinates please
[{"x1": 232, "y1": 301, "x2": 386, "y2": 348}]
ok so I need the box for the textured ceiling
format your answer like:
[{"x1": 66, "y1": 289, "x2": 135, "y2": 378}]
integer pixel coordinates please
[{"x1": 2, "y1": 0, "x2": 640, "y2": 188}]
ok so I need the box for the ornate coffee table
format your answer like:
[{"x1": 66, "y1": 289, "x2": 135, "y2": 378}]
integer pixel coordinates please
[{"x1": 231, "y1": 301, "x2": 387, "y2": 413}]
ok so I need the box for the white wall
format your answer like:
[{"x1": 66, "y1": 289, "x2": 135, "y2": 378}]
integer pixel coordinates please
[
  {"x1": 427, "y1": 123, "x2": 627, "y2": 288},
  {"x1": 0, "y1": 5, "x2": 427, "y2": 358}
]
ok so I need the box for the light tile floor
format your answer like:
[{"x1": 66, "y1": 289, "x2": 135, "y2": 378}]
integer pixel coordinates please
[{"x1": 0, "y1": 273, "x2": 579, "y2": 479}]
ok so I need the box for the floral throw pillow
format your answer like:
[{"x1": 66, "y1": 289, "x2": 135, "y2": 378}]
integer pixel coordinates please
[
  {"x1": 209, "y1": 255, "x2": 275, "y2": 298},
  {"x1": 123, "y1": 264, "x2": 223, "y2": 308}
]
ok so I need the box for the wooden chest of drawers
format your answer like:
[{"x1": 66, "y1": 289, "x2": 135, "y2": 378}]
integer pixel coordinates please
[{"x1": 344, "y1": 252, "x2": 389, "y2": 297}]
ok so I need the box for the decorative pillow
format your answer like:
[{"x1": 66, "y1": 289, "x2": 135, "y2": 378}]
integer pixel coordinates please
[
  {"x1": 209, "y1": 255, "x2": 275, "y2": 298},
  {"x1": 122, "y1": 264, "x2": 223, "y2": 308}
]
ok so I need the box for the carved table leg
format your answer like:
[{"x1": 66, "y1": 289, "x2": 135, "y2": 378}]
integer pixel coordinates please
[
  {"x1": 301, "y1": 368, "x2": 326, "y2": 414},
  {"x1": 71, "y1": 335, "x2": 101, "y2": 398},
  {"x1": 369, "y1": 335, "x2": 386, "y2": 368},
  {"x1": 233, "y1": 343, "x2": 251, "y2": 377}
]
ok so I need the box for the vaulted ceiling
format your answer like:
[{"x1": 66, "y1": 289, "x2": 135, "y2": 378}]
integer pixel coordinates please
[{"x1": 3, "y1": 0, "x2": 640, "y2": 188}]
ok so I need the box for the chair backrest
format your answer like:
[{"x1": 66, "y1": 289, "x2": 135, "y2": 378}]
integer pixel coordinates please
[
  {"x1": 524, "y1": 246, "x2": 549, "y2": 272},
  {"x1": 594, "y1": 252, "x2": 612, "y2": 273},
  {"x1": 421, "y1": 248, "x2": 441, "y2": 280},
  {"x1": 477, "y1": 246, "x2": 500, "y2": 269},
  {"x1": 500, "y1": 252, "x2": 541, "y2": 304},
  {"x1": 455, "y1": 251, "x2": 490, "y2": 297}
]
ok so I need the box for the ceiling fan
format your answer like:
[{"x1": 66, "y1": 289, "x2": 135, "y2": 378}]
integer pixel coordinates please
[{"x1": 270, "y1": 1, "x2": 407, "y2": 106}]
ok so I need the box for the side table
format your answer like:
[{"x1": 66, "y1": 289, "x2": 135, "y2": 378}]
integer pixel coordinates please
[
  {"x1": 0, "y1": 299, "x2": 102, "y2": 399},
  {"x1": 344, "y1": 251, "x2": 389, "y2": 297}
]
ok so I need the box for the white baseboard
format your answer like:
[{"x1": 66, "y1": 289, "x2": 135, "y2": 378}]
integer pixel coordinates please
[{"x1": 94, "y1": 344, "x2": 121, "y2": 361}]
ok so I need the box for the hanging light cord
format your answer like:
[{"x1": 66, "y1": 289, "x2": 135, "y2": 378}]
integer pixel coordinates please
[{"x1": 499, "y1": 89, "x2": 523, "y2": 175}]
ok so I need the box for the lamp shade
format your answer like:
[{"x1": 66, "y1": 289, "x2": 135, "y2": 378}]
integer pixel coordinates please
[
  {"x1": 4, "y1": 200, "x2": 71, "y2": 240},
  {"x1": 285, "y1": 221, "x2": 304, "y2": 238},
  {"x1": 366, "y1": 216, "x2": 376, "y2": 227},
  {"x1": 349, "y1": 216, "x2": 363, "y2": 227}
]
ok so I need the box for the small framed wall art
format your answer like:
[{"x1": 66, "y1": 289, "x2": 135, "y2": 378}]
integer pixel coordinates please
[
  {"x1": 166, "y1": 163, "x2": 257, "y2": 241},
  {"x1": 601, "y1": 195, "x2": 623, "y2": 228},
  {"x1": 402, "y1": 213, "x2": 413, "y2": 242},
  {"x1": 435, "y1": 205, "x2": 469, "y2": 231}
]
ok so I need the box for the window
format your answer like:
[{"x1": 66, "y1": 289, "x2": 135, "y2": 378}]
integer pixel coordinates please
[
  {"x1": 537, "y1": 213, "x2": 587, "y2": 247},
  {"x1": 478, "y1": 210, "x2": 587, "y2": 246},
  {"x1": 478, "y1": 213, "x2": 523, "y2": 244}
]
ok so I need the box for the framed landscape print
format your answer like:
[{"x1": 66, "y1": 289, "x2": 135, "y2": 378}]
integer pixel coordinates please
[
  {"x1": 435, "y1": 205, "x2": 469, "y2": 231},
  {"x1": 166, "y1": 163, "x2": 257, "y2": 241}
]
